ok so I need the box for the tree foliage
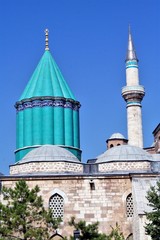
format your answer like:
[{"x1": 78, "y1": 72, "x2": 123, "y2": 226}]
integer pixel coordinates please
[
  {"x1": 107, "y1": 223, "x2": 125, "y2": 240},
  {"x1": 0, "y1": 180, "x2": 60, "y2": 240},
  {"x1": 145, "y1": 179, "x2": 160, "y2": 240},
  {"x1": 68, "y1": 217, "x2": 107, "y2": 240},
  {"x1": 67, "y1": 217, "x2": 125, "y2": 240}
]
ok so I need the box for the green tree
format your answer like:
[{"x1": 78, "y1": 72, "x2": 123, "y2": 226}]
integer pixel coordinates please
[
  {"x1": 107, "y1": 223, "x2": 125, "y2": 240},
  {"x1": 67, "y1": 217, "x2": 124, "y2": 240},
  {"x1": 0, "y1": 180, "x2": 60, "y2": 240},
  {"x1": 68, "y1": 216, "x2": 107, "y2": 240},
  {"x1": 145, "y1": 180, "x2": 160, "y2": 240}
]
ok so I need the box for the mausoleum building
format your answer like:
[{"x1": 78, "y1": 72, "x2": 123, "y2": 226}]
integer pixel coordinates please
[{"x1": 0, "y1": 29, "x2": 160, "y2": 240}]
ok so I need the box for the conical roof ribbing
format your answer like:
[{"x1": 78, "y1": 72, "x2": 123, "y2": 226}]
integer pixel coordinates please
[{"x1": 19, "y1": 50, "x2": 75, "y2": 100}]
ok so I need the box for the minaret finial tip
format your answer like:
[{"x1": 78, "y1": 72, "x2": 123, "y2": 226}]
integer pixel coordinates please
[
  {"x1": 45, "y1": 28, "x2": 49, "y2": 51},
  {"x1": 126, "y1": 26, "x2": 138, "y2": 62},
  {"x1": 128, "y1": 24, "x2": 131, "y2": 34}
]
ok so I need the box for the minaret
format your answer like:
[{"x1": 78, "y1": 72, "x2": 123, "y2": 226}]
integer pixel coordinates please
[
  {"x1": 122, "y1": 27, "x2": 145, "y2": 148},
  {"x1": 15, "y1": 29, "x2": 81, "y2": 161}
]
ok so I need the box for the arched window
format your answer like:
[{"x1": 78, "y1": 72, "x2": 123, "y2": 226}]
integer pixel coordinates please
[
  {"x1": 50, "y1": 233, "x2": 64, "y2": 239},
  {"x1": 49, "y1": 193, "x2": 64, "y2": 219},
  {"x1": 126, "y1": 193, "x2": 133, "y2": 217},
  {"x1": 117, "y1": 143, "x2": 120, "y2": 146},
  {"x1": 126, "y1": 233, "x2": 133, "y2": 240},
  {"x1": 110, "y1": 144, "x2": 114, "y2": 148}
]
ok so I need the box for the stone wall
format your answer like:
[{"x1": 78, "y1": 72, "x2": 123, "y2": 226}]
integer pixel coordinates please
[
  {"x1": 10, "y1": 161, "x2": 83, "y2": 175},
  {"x1": 133, "y1": 214, "x2": 151, "y2": 240},
  {"x1": 98, "y1": 161, "x2": 150, "y2": 172},
  {"x1": 1, "y1": 176, "x2": 133, "y2": 238},
  {"x1": 107, "y1": 139, "x2": 128, "y2": 149}
]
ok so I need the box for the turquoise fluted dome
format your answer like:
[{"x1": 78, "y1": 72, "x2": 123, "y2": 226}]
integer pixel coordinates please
[
  {"x1": 15, "y1": 46, "x2": 81, "y2": 162},
  {"x1": 19, "y1": 51, "x2": 75, "y2": 100}
]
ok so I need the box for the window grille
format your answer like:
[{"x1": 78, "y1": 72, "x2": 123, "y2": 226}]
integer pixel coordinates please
[
  {"x1": 49, "y1": 193, "x2": 64, "y2": 219},
  {"x1": 126, "y1": 193, "x2": 133, "y2": 217}
]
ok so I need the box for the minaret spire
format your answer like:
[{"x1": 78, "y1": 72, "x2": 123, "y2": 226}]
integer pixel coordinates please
[
  {"x1": 126, "y1": 26, "x2": 138, "y2": 61},
  {"x1": 45, "y1": 29, "x2": 49, "y2": 51},
  {"x1": 122, "y1": 28, "x2": 145, "y2": 148}
]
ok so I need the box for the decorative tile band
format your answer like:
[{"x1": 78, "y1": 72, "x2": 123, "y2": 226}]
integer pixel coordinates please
[
  {"x1": 126, "y1": 60, "x2": 138, "y2": 69},
  {"x1": 126, "y1": 65, "x2": 138, "y2": 69},
  {"x1": 126, "y1": 101, "x2": 142, "y2": 107},
  {"x1": 15, "y1": 98, "x2": 80, "y2": 112}
]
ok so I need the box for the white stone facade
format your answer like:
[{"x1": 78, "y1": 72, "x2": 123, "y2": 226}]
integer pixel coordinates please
[
  {"x1": 127, "y1": 105, "x2": 143, "y2": 148},
  {"x1": 126, "y1": 67, "x2": 139, "y2": 86}
]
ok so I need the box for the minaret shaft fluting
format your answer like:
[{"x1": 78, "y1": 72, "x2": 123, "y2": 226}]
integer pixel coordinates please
[{"x1": 122, "y1": 28, "x2": 145, "y2": 148}]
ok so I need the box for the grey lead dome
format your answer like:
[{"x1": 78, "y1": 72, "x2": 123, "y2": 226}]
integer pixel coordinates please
[
  {"x1": 16, "y1": 145, "x2": 80, "y2": 164},
  {"x1": 109, "y1": 133, "x2": 126, "y2": 139},
  {"x1": 96, "y1": 145, "x2": 153, "y2": 163}
]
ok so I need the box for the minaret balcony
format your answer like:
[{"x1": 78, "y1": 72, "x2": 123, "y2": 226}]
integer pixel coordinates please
[{"x1": 122, "y1": 85, "x2": 145, "y2": 103}]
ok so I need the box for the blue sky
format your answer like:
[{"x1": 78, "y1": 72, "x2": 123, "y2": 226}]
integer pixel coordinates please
[{"x1": 0, "y1": 0, "x2": 160, "y2": 175}]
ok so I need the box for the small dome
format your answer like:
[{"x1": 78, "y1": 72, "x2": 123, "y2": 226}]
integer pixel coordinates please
[
  {"x1": 17, "y1": 145, "x2": 80, "y2": 164},
  {"x1": 96, "y1": 145, "x2": 153, "y2": 163},
  {"x1": 109, "y1": 133, "x2": 126, "y2": 140}
]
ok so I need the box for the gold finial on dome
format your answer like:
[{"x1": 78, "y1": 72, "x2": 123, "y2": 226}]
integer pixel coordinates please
[{"x1": 45, "y1": 29, "x2": 49, "y2": 51}]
